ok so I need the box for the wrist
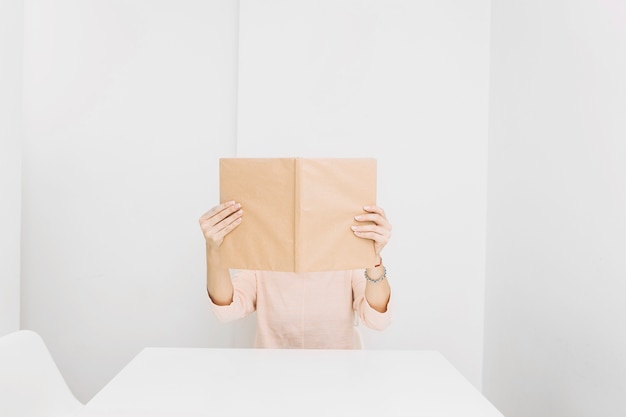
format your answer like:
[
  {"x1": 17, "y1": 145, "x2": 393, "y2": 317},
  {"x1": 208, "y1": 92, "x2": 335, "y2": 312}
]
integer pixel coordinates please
[
  {"x1": 206, "y1": 244, "x2": 223, "y2": 261},
  {"x1": 365, "y1": 265, "x2": 386, "y2": 283}
]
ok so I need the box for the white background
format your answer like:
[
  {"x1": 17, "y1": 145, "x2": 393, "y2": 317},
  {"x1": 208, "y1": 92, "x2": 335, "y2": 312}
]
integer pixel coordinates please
[
  {"x1": 1, "y1": 1, "x2": 625, "y2": 416},
  {"x1": 0, "y1": 0, "x2": 22, "y2": 337},
  {"x1": 483, "y1": 1, "x2": 626, "y2": 416},
  {"x1": 20, "y1": 0, "x2": 240, "y2": 402}
]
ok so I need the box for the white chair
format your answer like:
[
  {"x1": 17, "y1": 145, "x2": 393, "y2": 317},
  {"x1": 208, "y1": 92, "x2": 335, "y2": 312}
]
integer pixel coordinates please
[{"x1": 0, "y1": 329, "x2": 84, "y2": 417}]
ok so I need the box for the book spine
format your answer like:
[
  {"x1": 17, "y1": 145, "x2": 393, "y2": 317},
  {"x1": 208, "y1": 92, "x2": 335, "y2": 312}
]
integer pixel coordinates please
[{"x1": 294, "y1": 157, "x2": 301, "y2": 272}]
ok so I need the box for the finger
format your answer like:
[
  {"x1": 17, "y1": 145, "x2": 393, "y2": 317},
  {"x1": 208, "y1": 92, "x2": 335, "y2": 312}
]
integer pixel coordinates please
[
  {"x1": 203, "y1": 208, "x2": 243, "y2": 237},
  {"x1": 212, "y1": 213, "x2": 243, "y2": 242},
  {"x1": 201, "y1": 202, "x2": 241, "y2": 227},
  {"x1": 203, "y1": 210, "x2": 243, "y2": 246},
  {"x1": 352, "y1": 230, "x2": 389, "y2": 247},
  {"x1": 363, "y1": 205, "x2": 386, "y2": 217},
  {"x1": 200, "y1": 201, "x2": 237, "y2": 219},
  {"x1": 215, "y1": 209, "x2": 243, "y2": 234},
  {"x1": 351, "y1": 224, "x2": 389, "y2": 239},
  {"x1": 354, "y1": 213, "x2": 391, "y2": 230}
]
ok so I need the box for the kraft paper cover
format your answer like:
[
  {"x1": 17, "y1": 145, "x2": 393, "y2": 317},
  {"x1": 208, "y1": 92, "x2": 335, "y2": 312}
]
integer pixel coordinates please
[{"x1": 219, "y1": 158, "x2": 377, "y2": 272}]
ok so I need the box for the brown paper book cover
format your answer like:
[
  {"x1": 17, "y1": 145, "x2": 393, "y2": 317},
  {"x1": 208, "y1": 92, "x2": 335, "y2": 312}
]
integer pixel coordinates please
[{"x1": 219, "y1": 157, "x2": 378, "y2": 272}]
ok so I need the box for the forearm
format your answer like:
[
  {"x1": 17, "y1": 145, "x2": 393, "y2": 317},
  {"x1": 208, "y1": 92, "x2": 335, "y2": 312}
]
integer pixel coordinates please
[
  {"x1": 205, "y1": 244, "x2": 234, "y2": 306},
  {"x1": 364, "y1": 264, "x2": 391, "y2": 313}
]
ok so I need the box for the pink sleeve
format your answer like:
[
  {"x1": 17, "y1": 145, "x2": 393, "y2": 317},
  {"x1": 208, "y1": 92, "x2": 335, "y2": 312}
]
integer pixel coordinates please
[
  {"x1": 209, "y1": 269, "x2": 257, "y2": 322},
  {"x1": 351, "y1": 269, "x2": 393, "y2": 331}
]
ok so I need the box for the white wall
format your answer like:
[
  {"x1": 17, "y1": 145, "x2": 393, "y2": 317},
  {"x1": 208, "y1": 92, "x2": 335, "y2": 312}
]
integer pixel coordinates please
[
  {"x1": 237, "y1": 0, "x2": 491, "y2": 390},
  {"x1": 0, "y1": 0, "x2": 22, "y2": 337},
  {"x1": 16, "y1": 0, "x2": 626, "y2": 412},
  {"x1": 21, "y1": 0, "x2": 240, "y2": 402},
  {"x1": 20, "y1": 0, "x2": 491, "y2": 403},
  {"x1": 483, "y1": 1, "x2": 626, "y2": 416}
]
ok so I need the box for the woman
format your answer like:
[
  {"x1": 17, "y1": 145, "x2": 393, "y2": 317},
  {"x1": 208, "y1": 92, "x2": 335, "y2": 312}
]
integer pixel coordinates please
[{"x1": 199, "y1": 201, "x2": 393, "y2": 349}]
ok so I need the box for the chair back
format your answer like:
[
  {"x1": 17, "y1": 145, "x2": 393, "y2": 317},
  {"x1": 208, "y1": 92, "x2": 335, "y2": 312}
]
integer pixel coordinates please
[{"x1": 0, "y1": 330, "x2": 84, "y2": 417}]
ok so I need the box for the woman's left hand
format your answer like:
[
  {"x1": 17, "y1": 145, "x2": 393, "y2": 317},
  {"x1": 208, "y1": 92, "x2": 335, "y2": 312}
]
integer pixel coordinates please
[{"x1": 351, "y1": 205, "x2": 392, "y2": 258}]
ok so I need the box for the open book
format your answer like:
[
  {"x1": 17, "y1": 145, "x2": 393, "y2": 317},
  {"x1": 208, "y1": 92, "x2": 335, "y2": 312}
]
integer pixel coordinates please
[{"x1": 219, "y1": 157, "x2": 378, "y2": 272}]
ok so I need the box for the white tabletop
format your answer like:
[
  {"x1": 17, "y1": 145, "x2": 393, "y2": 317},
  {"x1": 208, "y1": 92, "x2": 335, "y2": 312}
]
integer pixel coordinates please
[{"x1": 76, "y1": 347, "x2": 504, "y2": 417}]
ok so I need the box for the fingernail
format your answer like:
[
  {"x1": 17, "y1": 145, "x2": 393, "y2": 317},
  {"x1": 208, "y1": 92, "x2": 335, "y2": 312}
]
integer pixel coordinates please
[
  {"x1": 354, "y1": 215, "x2": 362, "y2": 220},
  {"x1": 351, "y1": 226, "x2": 357, "y2": 231}
]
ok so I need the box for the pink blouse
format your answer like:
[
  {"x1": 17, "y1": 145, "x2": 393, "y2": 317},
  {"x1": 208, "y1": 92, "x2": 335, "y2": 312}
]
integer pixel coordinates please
[{"x1": 209, "y1": 269, "x2": 392, "y2": 349}]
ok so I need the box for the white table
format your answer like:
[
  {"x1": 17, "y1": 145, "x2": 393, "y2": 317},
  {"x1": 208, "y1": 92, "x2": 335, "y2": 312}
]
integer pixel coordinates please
[{"x1": 76, "y1": 348, "x2": 504, "y2": 417}]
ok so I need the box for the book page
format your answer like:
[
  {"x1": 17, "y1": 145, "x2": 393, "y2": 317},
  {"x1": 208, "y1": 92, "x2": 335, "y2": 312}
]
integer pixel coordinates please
[
  {"x1": 297, "y1": 158, "x2": 377, "y2": 272},
  {"x1": 219, "y1": 158, "x2": 295, "y2": 271}
]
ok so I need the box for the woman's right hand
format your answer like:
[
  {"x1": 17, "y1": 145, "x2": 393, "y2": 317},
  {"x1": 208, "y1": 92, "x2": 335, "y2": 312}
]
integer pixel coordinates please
[{"x1": 199, "y1": 201, "x2": 243, "y2": 250}]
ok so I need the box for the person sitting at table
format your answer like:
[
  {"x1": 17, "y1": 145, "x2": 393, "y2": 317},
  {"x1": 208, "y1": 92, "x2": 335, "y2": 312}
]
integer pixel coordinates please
[{"x1": 198, "y1": 201, "x2": 393, "y2": 349}]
